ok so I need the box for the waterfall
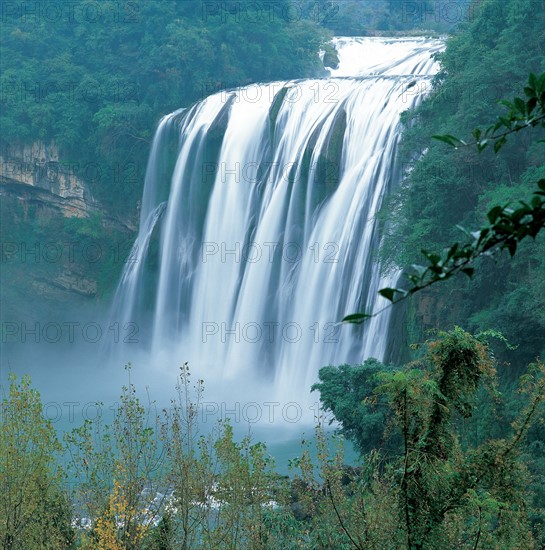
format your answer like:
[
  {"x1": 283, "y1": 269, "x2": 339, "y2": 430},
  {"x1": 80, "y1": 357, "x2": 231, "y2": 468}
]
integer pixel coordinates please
[{"x1": 109, "y1": 37, "x2": 444, "y2": 407}]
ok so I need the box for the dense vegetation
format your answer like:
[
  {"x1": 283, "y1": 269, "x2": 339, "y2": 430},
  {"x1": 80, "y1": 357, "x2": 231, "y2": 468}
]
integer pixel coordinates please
[
  {"x1": 0, "y1": 0, "x2": 468, "y2": 213},
  {"x1": 0, "y1": 0, "x2": 329, "y2": 308},
  {"x1": 2, "y1": 330, "x2": 544, "y2": 549},
  {"x1": 0, "y1": 0, "x2": 329, "y2": 210},
  {"x1": 314, "y1": 331, "x2": 545, "y2": 548},
  {"x1": 382, "y1": 0, "x2": 545, "y2": 367},
  {"x1": 305, "y1": 0, "x2": 469, "y2": 35},
  {"x1": 0, "y1": 0, "x2": 473, "y2": 309}
]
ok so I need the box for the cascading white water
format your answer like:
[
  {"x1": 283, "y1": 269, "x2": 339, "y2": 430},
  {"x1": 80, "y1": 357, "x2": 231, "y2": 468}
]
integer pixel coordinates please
[{"x1": 109, "y1": 37, "x2": 444, "y2": 410}]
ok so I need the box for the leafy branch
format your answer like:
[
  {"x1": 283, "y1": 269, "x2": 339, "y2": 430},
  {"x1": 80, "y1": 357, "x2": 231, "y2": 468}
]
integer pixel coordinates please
[
  {"x1": 325, "y1": 479, "x2": 364, "y2": 550},
  {"x1": 344, "y1": 73, "x2": 545, "y2": 324}
]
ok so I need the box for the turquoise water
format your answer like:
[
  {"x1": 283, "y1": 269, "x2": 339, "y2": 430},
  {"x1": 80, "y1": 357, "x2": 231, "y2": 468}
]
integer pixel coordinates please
[{"x1": 266, "y1": 433, "x2": 360, "y2": 476}]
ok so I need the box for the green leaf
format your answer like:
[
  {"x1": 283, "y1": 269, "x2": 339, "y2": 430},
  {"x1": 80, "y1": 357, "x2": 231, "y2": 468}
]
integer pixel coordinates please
[
  {"x1": 342, "y1": 313, "x2": 372, "y2": 324},
  {"x1": 493, "y1": 136, "x2": 507, "y2": 153},
  {"x1": 514, "y1": 97, "x2": 526, "y2": 114},
  {"x1": 421, "y1": 250, "x2": 441, "y2": 264},
  {"x1": 378, "y1": 288, "x2": 398, "y2": 302},
  {"x1": 524, "y1": 86, "x2": 537, "y2": 98},
  {"x1": 487, "y1": 206, "x2": 503, "y2": 224},
  {"x1": 432, "y1": 134, "x2": 466, "y2": 147},
  {"x1": 538, "y1": 73, "x2": 545, "y2": 91},
  {"x1": 472, "y1": 128, "x2": 482, "y2": 140}
]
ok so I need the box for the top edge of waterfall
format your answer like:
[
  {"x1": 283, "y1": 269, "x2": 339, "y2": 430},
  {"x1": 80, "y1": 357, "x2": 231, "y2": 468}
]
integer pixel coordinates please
[
  {"x1": 163, "y1": 36, "x2": 446, "y2": 119},
  {"x1": 331, "y1": 35, "x2": 448, "y2": 42},
  {"x1": 328, "y1": 35, "x2": 445, "y2": 78}
]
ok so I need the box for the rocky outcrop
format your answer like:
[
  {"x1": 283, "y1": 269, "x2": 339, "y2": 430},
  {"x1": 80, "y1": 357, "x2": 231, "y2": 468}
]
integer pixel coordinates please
[
  {"x1": 0, "y1": 141, "x2": 136, "y2": 231},
  {"x1": 0, "y1": 141, "x2": 96, "y2": 217},
  {"x1": 0, "y1": 141, "x2": 137, "y2": 320},
  {"x1": 323, "y1": 49, "x2": 340, "y2": 70},
  {"x1": 32, "y1": 271, "x2": 97, "y2": 298}
]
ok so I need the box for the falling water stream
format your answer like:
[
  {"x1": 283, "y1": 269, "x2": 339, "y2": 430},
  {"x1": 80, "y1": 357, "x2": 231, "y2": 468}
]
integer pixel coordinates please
[{"x1": 109, "y1": 37, "x2": 444, "y2": 414}]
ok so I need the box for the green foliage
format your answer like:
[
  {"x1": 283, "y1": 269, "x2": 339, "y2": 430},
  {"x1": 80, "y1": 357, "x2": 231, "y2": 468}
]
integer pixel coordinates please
[
  {"x1": 3, "y1": 335, "x2": 545, "y2": 549},
  {"x1": 349, "y1": 72, "x2": 545, "y2": 323},
  {"x1": 0, "y1": 0, "x2": 471, "y2": 214},
  {"x1": 65, "y1": 364, "x2": 164, "y2": 549},
  {"x1": 0, "y1": 198, "x2": 134, "y2": 325},
  {"x1": 312, "y1": 329, "x2": 545, "y2": 548},
  {"x1": 63, "y1": 363, "x2": 293, "y2": 549},
  {"x1": 356, "y1": 0, "x2": 545, "y2": 365},
  {"x1": 301, "y1": 0, "x2": 466, "y2": 35},
  {"x1": 0, "y1": 0, "x2": 331, "y2": 212},
  {"x1": 372, "y1": 329, "x2": 543, "y2": 548},
  {"x1": 311, "y1": 359, "x2": 400, "y2": 455},
  {"x1": 386, "y1": 72, "x2": 545, "y2": 299},
  {"x1": 0, "y1": 374, "x2": 75, "y2": 549}
]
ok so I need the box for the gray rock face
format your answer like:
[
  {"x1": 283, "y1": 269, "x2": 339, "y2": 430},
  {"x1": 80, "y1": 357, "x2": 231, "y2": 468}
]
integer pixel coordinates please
[
  {"x1": 0, "y1": 141, "x2": 95, "y2": 218},
  {"x1": 1, "y1": 141, "x2": 136, "y2": 320}
]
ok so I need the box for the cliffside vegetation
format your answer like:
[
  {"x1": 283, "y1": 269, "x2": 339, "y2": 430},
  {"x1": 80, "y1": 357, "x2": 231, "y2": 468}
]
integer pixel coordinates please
[
  {"x1": 381, "y1": 0, "x2": 545, "y2": 368},
  {"x1": 0, "y1": 0, "x2": 331, "y2": 309},
  {"x1": 1, "y1": 0, "x2": 470, "y2": 213},
  {"x1": 0, "y1": 0, "x2": 472, "y2": 311},
  {"x1": 1, "y1": 0, "x2": 330, "y2": 211}
]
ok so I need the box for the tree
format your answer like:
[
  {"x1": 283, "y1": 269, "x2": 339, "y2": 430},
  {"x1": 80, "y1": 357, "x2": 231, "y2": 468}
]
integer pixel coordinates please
[
  {"x1": 0, "y1": 0, "x2": 331, "y2": 211},
  {"x1": 311, "y1": 358, "x2": 400, "y2": 455},
  {"x1": 0, "y1": 374, "x2": 75, "y2": 549},
  {"x1": 65, "y1": 364, "x2": 164, "y2": 550},
  {"x1": 374, "y1": 328, "x2": 544, "y2": 549},
  {"x1": 367, "y1": 0, "x2": 545, "y2": 364},
  {"x1": 312, "y1": 329, "x2": 545, "y2": 548}
]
